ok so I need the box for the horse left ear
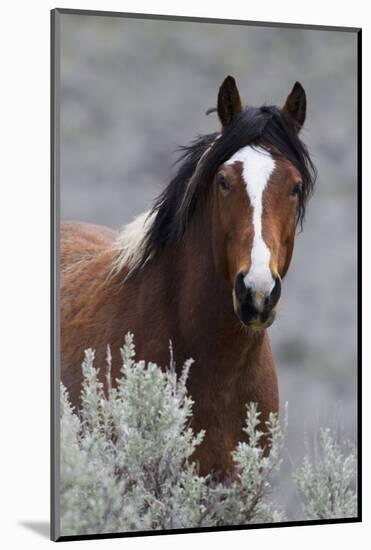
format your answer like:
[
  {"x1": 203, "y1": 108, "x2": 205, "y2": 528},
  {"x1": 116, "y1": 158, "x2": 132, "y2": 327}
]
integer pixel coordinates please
[
  {"x1": 217, "y1": 76, "x2": 243, "y2": 129},
  {"x1": 283, "y1": 81, "x2": 306, "y2": 132}
]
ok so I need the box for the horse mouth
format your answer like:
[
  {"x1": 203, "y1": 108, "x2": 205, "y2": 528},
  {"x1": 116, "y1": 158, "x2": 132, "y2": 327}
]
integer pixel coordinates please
[
  {"x1": 237, "y1": 309, "x2": 276, "y2": 330},
  {"x1": 245, "y1": 313, "x2": 276, "y2": 330},
  {"x1": 233, "y1": 293, "x2": 277, "y2": 329}
]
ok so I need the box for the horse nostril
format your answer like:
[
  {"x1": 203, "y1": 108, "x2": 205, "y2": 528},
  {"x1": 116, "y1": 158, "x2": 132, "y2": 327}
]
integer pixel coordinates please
[
  {"x1": 234, "y1": 272, "x2": 260, "y2": 317},
  {"x1": 235, "y1": 272, "x2": 249, "y2": 303},
  {"x1": 267, "y1": 276, "x2": 281, "y2": 309}
]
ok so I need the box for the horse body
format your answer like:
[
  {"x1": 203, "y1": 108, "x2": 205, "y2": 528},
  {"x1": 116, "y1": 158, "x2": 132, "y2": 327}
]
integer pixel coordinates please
[
  {"x1": 61, "y1": 76, "x2": 315, "y2": 479},
  {"x1": 61, "y1": 215, "x2": 278, "y2": 477}
]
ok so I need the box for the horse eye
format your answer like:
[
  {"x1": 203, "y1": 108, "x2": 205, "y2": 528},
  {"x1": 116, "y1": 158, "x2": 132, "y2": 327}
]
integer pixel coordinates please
[
  {"x1": 218, "y1": 174, "x2": 231, "y2": 192},
  {"x1": 291, "y1": 182, "x2": 303, "y2": 196}
]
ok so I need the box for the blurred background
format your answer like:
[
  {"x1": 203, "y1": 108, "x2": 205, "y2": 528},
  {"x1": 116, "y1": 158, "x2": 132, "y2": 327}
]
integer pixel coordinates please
[{"x1": 59, "y1": 13, "x2": 358, "y2": 518}]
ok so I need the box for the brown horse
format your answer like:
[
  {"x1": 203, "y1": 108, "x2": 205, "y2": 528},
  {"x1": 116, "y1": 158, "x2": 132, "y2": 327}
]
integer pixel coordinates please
[{"x1": 61, "y1": 76, "x2": 316, "y2": 479}]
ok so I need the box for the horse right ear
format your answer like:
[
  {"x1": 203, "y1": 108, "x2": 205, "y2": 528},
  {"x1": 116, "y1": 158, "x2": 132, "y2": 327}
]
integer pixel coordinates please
[
  {"x1": 217, "y1": 76, "x2": 243, "y2": 130},
  {"x1": 283, "y1": 81, "x2": 306, "y2": 132}
]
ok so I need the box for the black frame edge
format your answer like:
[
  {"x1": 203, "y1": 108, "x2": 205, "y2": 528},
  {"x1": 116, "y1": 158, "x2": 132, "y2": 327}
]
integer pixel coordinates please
[
  {"x1": 56, "y1": 517, "x2": 361, "y2": 543},
  {"x1": 50, "y1": 7, "x2": 55, "y2": 542},
  {"x1": 53, "y1": 7, "x2": 361, "y2": 33},
  {"x1": 356, "y1": 27, "x2": 362, "y2": 523},
  {"x1": 51, "y1": 7, "x2": 61, "y2": 543}
]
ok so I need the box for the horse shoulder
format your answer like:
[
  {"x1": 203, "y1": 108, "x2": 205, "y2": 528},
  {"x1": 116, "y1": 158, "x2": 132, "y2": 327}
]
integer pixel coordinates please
[{"x1": 60, "y1": 222, "x2": 125, "y2": 404}]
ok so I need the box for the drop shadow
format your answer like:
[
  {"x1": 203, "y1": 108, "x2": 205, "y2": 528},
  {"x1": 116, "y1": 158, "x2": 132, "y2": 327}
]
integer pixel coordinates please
[{"x1": 19, "y1": 521, "x2": 50, "y2": 539}]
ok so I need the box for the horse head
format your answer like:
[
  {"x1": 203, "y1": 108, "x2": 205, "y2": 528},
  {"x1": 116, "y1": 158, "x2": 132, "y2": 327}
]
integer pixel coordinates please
[{"x1": 209, "y1": 76, "x2": 314, "y2": 328}]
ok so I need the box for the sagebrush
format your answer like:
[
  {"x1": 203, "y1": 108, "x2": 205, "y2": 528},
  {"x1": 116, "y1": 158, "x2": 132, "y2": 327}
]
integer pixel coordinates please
[{"x1": 60, "y1": 333, "x2": 357, "y2": 536}]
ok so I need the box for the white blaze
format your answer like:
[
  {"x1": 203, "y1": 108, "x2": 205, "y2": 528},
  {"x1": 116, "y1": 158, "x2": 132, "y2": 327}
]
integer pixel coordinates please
[{"x1": 226, "y1": 146, "x2": 275, "y2": 307}]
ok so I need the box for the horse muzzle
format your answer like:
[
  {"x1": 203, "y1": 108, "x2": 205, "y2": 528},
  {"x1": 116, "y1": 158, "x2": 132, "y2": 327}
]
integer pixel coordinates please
[{"x1": 233, "y1": 273, "x2": 282, "y2": 329}]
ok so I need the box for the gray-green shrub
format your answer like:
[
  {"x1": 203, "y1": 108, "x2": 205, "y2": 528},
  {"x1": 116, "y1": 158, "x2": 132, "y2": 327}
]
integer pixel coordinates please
[
  {"x1": 60, "y1": 333, "x2": 357, "y2": 536},
  {"x1": 293, "y1": 428, "x2": 357, "y2": 519}
]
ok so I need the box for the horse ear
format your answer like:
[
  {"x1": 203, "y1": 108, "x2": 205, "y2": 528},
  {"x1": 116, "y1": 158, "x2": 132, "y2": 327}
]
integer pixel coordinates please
[
  {"x1": 217, "y1": 76, "x2": 243, "y2": 129},
  {"x1": 283, "y1": 81, "x2": 306, "y2": 132}
]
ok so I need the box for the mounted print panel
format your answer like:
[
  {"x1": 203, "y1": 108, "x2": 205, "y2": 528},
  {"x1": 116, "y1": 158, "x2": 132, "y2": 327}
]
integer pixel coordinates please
[{"x1": 51, "y1": 9, "x2": 361, "y2": 542}]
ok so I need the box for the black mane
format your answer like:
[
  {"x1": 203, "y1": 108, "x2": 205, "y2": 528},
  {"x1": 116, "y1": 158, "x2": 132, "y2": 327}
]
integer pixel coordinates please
[{"x1": 137, "y1": 105, "x2": 316, "y2": 272}]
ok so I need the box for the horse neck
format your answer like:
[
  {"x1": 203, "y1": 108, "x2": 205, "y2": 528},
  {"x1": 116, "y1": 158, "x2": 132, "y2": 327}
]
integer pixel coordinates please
[{"x1": 146, "y1": 201, "x2": 267, "y2": 377}]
